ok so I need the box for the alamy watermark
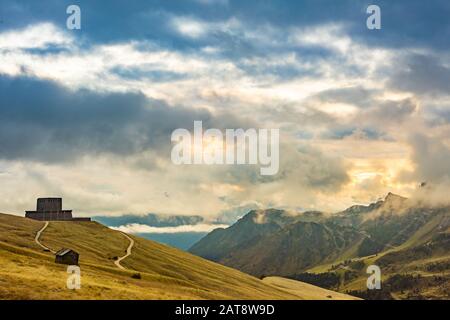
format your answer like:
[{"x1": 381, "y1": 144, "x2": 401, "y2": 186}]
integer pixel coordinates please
[
  {"x1": 366, "y1": 5, "x2": 381, "y2": 30},
  {"x1": 67, "y1": 265, "x2": 81, "y2": 290},
  {"x1": 171, "y1": 121, "x2": 279, "y2": 176},
  {"x1": 366, "y1": 265, "x2": 381, "y2": 290},
  {"x1": 66, "y1": 5, "x2": 81, "y2": 30}
]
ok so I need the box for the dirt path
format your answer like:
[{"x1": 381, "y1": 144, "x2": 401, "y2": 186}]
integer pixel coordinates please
[
  {"x1": 114, "y1": 232, "x2": 134, "y2": 270},
  {"x1": 35, "y1": 221, "x2": 55, "y2": 253}
]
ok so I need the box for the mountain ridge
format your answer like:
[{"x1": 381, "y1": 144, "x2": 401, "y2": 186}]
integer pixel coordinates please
[{"x1": 189, "y1": 193, "x2": 450, "y2": 299}]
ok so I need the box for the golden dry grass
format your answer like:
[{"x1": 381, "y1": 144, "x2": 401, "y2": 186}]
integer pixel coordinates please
[
  {"x1": 262, "y1": 277, "x2": 361, "y2": 300},
  {"x1": 0, "y1": 213, "x2": 354, "y2": 300}
]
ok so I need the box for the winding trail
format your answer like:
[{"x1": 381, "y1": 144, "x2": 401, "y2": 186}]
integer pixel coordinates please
[
  {"x1": 114, "y1": 232, "x2": 134, "y2": 270},
  {"x1": 35, "y1": 221, "x2": 134, "y2": 269},
  {"x1": 35, "y1": 221, "x2": 55, "y2": 253}
]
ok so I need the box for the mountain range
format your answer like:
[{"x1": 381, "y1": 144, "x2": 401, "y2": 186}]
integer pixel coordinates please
[{"x1": 189, "y1": 193, "x2": 450, "y2": 299}]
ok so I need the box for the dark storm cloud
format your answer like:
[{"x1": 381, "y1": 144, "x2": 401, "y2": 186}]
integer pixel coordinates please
[
  {"x1": 313, "y1": 86, "x2": 376, "y2": 108},
  {"x1": 0, "y1": 76, "x2": 246, "y2": 163},
  {"x1": 363, "y1": 99, "x2": 418, "y2": 123},
  {"x1": 389, "y1": 54, "x2": 450, "y2": 96},
  {"x1": 328, "y1": 99, "x2": 417, "y2": 140},
  {"x1": 309, "y1": 97, "x2": 417, "y2": 141}
]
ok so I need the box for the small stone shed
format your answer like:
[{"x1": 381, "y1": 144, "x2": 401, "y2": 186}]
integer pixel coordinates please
[{"x1": 55, "y1": 248, "x2": 79, "y2": 265}]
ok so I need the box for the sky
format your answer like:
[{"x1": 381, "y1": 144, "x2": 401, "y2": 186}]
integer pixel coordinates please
[{"x1": 0, "y1": 0, "x2": 450, "y2": 218}]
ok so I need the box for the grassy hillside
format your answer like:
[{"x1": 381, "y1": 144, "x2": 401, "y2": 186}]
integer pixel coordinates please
[
  {"x1": 0, "y1": 213, "x2": 354, "y2": 300},
  {"x1": 262, "y1": 277, "x2": 361, "y2": 300}
]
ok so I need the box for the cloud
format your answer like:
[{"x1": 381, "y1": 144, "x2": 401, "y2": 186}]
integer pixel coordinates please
[
  {"x1": 410, "y1": 179, "x2": 450, "y2": 207},
  {"x1": 0, "y1": 22, "x2": 72, "y2": 50},
  {"x1": 269, "y1": 143, "x2": 350, "y2": 191},
  {"x1": 0, "y1": 74, "x2": 353, "y2": 216},
  {"x1": 407, "y1": 133, "x2": 450, "y2": 183},
  {"x1": 252, "y1": 210, "x2": 267, "y2": 224},
  {"x1": 170, "y1": 16, "x2": 211, "y2": 38},
  {"x1": 0, "y1": 2, "x2": 449, "y2": 217},
  {"x1": 351, "y1": 98, "x2": 418, "y2": 135},
  {"x1": 313, "y1": 86, "x2": 375, "y2": 108},
  {"x1": 290, "y1": 23, "x2": 352, "y2": 54},
  {"x1": 111, "y1": 223, "x2": 228, "y2": 234},
  {"x1": 389, "y1": 54, "x2": 450, "y2": 96},
  {"x1": 2, "y1": 0, "x2": 450, "y2": 50},
  {"x1": 0, "y1": 75, "x2": 246, "y2": 163}
]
